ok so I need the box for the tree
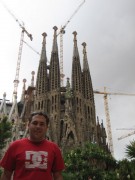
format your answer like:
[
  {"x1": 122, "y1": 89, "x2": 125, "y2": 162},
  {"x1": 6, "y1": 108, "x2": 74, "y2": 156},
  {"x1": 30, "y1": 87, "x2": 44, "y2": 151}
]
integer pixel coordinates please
[
  {"x1": 63, "y1": 142, "x2": 117, "y2": 179},
  {"x1": 0, "y1": 116, "x2": 12, "y2": 149},
  {"x1": 117, "y1": 158, "x2": 135, "y2": 179},
  {"x1": 0, "y1": 116, "x2": 12, "y2": 178},
  {"x1": 126, "y1": 140, "x2": 135, "y2": 159}
]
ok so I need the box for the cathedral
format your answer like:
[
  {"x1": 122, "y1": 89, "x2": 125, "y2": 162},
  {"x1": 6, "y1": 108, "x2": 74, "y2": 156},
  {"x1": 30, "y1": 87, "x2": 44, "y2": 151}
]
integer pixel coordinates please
[{"x1": 0, "y1": 26, "x2": 108, "y2": 152}]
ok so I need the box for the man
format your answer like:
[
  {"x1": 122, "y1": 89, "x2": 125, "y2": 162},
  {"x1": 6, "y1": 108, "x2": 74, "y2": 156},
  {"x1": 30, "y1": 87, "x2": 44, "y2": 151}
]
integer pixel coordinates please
[{"x1": 0, "y1": 112, "x2": 65, "y2": 180}]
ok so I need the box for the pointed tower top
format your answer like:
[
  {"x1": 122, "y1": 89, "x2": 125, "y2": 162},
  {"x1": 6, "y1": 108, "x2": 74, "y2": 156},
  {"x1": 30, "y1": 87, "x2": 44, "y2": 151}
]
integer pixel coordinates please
[
  {"x1": 31, "y1": 71, "x2": 35, "y2": 87},
  {"x1": 101, "y1": 119, "x2": 104, "y2": 128},
  {"x1": 97, "y1": 116, "x2": 100, "y2": 124},
  {"x1": 42, "y1": 32, "x2": 47, "y2": 38},
  {"x1": 66, "y1": 77, "x2": 70, "y2": 89},
  {"x1": 3, "y1": 92, "x2": 6, "y2": 98},
  {"x1": 0, "y1": 92, "x2": 7, "y2": 115},
  {"x1": 72, "y1": 31, "x2": 79, "y2": 58},
  {"x1": 40, "y1": 32, "x2": 47, "y2": 62},
  {"x1": 82, "y1": 42, "x2": 86, "y2": 48},
  {"x1": 23, "y1": 79, "x2": 26, "y2": 83},
  {"x1": 65, "y1": 78, "x2": 72, "y2": 99},
  {"x1": 53, "y1": 26, "x2": 58, "y2": 31},
  {"x1": 73, "y1": 31, "x2": 77, "y2": 47},
  {"x1": 52, "y1": 26, "x2": 58, "y2": 53},
  {"x1": 73, "y1": 31, "x2": 77, "y2": 40},
  {"x1": 20, "y1": 79, "x2": 26, "y2": 102},
  {"x1": 82, "y1": 42, "x2": 89, "y2": 71}
]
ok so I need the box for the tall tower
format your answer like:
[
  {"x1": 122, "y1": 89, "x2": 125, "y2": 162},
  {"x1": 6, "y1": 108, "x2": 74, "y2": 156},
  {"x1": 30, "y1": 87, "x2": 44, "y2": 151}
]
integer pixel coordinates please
[
  {"x1": 35, "y1": 32, "x2": 48, "y2": 107},
  {"x1": 19, "y1": 28, "x2": 108, "y2": 152},
  {"x1": 82, "y1": 42, "x2": 97, "y2": 143},
  {"x1": 71, "y1": 31, "x2": 85, "y2": 145},
  {"x1": 48, "y1": 26, "x2": 61, "y2": 145}
]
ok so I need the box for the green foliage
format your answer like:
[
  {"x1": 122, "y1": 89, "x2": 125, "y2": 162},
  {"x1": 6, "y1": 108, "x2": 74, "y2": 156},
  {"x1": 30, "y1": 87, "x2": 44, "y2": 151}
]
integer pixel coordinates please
[
  {"x1": 0, "y1": 116, "x2": 12, "y2": 149},
  {"x1": 61, "y1": 140, "x2": 135, "y2": 179},
  {"x1": 117, "y1": 159, "x2": 135, "y2": 179},
  {"x1": 126, "y1": 140, "x2": 135, "y2": 159},
  {"x1": 63, "y1": 142, "x2": 116, "y2": 179},
  {"x1": 0, "y1": 168, "x2": 3, "y2": 178}
]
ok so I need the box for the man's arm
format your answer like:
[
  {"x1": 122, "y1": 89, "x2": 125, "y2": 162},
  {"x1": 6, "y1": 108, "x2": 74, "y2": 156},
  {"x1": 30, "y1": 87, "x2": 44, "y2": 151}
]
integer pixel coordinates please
[
  {"x1": 1, "y1": 169, "x2": 13, "y2": 180},
  {"x1": 53, "y1": 171, "x2": 63, "y2": 180}
]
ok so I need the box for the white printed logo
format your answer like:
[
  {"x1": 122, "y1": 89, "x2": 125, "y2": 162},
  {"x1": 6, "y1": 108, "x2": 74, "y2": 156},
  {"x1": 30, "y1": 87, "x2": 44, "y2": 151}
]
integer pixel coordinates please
[{"x1": 25, "y1": 151, "x2": 48, "y2": 169}]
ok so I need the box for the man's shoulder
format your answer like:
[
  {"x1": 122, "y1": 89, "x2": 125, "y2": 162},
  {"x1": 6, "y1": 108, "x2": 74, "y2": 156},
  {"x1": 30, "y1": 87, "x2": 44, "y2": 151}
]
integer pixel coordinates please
[
  {"x1": 10, "y1": 138, "x2": 28, "y2": 146},
  {"x1": 45, "y1": 139, "x2": 57, "y2": 146},
  {"x1": 45, "y1": 140, "x2": 61, "y2": 150}
]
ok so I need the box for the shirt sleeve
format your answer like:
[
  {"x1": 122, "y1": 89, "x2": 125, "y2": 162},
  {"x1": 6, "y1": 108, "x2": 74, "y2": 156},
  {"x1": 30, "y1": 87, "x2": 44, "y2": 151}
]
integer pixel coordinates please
[
  {"x1": 0, "y1": 142, "x2": 16, "y2": 171},
  {"x1": 52, "y1": 144, "x2": 65, "y2": 172}
]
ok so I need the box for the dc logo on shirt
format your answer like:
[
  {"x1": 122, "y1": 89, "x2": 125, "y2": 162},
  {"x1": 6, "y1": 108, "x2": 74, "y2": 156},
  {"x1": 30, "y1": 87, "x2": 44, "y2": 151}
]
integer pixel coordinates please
[{"x1": 25, "y1": 151, "x2": 48, "y2": 169}]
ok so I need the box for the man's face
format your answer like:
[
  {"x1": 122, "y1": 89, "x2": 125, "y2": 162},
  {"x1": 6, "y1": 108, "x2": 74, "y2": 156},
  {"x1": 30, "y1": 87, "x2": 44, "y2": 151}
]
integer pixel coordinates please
[{"x1": 28, "y1": 114, "x2": 48, "y2": 142}]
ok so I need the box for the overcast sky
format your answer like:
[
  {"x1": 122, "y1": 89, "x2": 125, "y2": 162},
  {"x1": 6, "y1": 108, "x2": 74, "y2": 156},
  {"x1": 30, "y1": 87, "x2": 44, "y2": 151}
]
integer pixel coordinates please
[{"x1": 0, "y1": 0, "x2": 135, "y2": 160}]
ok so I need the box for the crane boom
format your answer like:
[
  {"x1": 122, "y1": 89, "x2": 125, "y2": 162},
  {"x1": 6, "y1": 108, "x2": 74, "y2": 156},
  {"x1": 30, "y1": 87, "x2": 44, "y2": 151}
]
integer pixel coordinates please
[
  {"x1": 94, "y1": 87, "x2": 135, "y2": 155},
  {"x1": 118, "y1": 130, "x2": 135, "y2": 140},
  {"x1": 0, "y1": 0, "x2": 23, "y2": 27},
  {"x1": 23, "y1": 40, "x2": 40, "y2": 56},
  {"x1": 57, "y1": 0, "x2": 85, "y2": 36},
  {"x1": 58, "y1": 0, "x2": 85, "y2": 86},
  {"x1": 2, "y1": 1, "x2": 33, "y2": 123},
  {"x1": 1, "y1": 1, "x2": 33, "y2": 96},
  {"x1": 0, "y1": 0, "x2": 33, "y2": 41},
  {"x1": 94, "y1": 90, "x2": 135, "y2": 96}
]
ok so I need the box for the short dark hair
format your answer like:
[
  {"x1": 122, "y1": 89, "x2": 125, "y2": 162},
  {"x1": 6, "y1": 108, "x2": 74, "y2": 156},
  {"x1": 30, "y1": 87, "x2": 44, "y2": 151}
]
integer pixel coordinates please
[{"x1": 29, "y1": 112, "x2": 49, "y2": 125}]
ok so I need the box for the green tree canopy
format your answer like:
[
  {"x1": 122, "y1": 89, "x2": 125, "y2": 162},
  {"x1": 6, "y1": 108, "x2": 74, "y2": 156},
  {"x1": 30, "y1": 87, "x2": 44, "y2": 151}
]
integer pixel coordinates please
[
  {"x1": 63, "y1": 142, "x2": 117, "y2": 180},
  {"x1": 117, "y1": 158, "x2": 135, "y2": 179},
  {"x1": 0, "y1": 116, "x2": 12, "y2": 149},
  {"x1": 126, "y1": 140, "x2": 135, "y2": 159}
]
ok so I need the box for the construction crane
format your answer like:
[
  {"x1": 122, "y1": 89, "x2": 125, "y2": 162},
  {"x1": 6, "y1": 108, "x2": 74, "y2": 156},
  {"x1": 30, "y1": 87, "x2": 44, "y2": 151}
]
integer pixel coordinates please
[
  {"x1": 1, "y1": 1, "x2": 33, "y2": 121},
  {"x1": 118, "y1": 130, "x2": 135, "y2": 140},
  {"x1": 117, "y1": 127, "x2": 135, "y2": 140},
  {"x1": 23, "y1": 40, "x2": 40, "y2": 56},
  {"x1": 58, "y1": 0, "x2": 85, "y2": 86},
  {"x1": 94, "y1": 87, "x2": 135, "y2": 156}
]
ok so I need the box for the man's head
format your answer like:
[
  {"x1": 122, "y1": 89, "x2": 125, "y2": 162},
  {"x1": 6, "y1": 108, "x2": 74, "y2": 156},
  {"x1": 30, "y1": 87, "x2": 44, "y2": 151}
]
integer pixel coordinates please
[{"x1": 28, "y1": 112, "x2": 49, "y2": 142}]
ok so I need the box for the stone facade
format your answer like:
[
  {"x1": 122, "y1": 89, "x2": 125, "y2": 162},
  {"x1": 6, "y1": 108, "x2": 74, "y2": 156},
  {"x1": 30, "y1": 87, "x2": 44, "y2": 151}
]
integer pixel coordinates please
[{"x1": 20, "y1": 26, "x2": 108, "y2": 151}]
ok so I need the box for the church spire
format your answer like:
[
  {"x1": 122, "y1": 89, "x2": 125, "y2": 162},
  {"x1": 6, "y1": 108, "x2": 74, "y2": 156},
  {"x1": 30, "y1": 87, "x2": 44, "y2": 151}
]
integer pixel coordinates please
[
  {"x1": 82, "y1": 42, "x2": 94, "y2": 101},
  {"x1": 82, "y1": 42, "x2": 89, "y2": 71},
  {"x1": 20, "y1": 79, "x2": 26, "y2": 103},
  {"x1": 65, "y1": 78, "x2": 72, "y2": 99},
  {"x1": 40, "y1": 32, "x2": 47, "y2": 62},
  {"x1": 0, "y1": 92, "x2": 7, "y2": 115},
  {"x1": 73, "y1": 31, "x2": 79, "y2": 58},
  {"x1": 31, "y1": 71, "x2": 35, "y2": 87},
  {"x1": 52, "y1": 26, "x2": 58, "y2": 53},
  {"x1": 36, "y1": 32, "x2": 48, "y2": 95},
  {"x1": 72, "y1": 31, "x2": 82, "y2": 93},
  {"x1": 49, "y1": 26, "x2": 60, "y2": 90}
]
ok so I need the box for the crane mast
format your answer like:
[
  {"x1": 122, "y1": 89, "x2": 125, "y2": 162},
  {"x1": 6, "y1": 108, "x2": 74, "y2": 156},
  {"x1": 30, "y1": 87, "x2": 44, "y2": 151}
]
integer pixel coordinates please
[
  {"x1": 13, "y1": 29, "x2": 24, "y2": 96},
  {"x1": 1, "y1": 1, "x2": 33, "y2": 97},
  {"x1": 10, "y1": 27, "x2": 32, "y2": 122},
  {"x1": 59, "y1": 28, "x2": 65, "y2": 87},
  {"x1": 58, "y1": 0, "x2": 85, "y2": 86},
  {"x1": 103, "y1": 87, "x2": 114, "y2": 155},
  {"x1": 13, "y1": 27, "x2": 32, "y2": 95},
  {"x1": 94, "y1": 87, "x2": 135, "y2": 156},
  {"x1": 1, "y1": 1, "x2": 33, "y2": 122}
]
